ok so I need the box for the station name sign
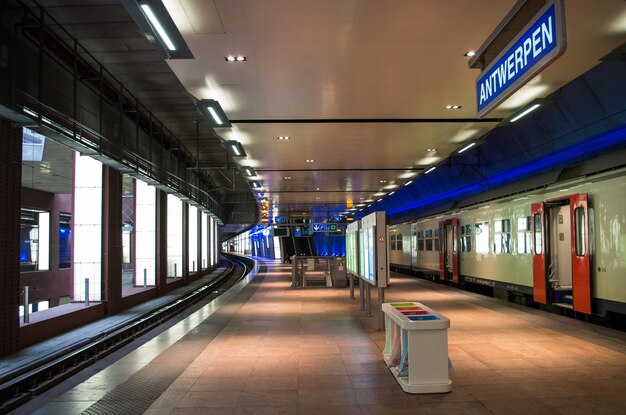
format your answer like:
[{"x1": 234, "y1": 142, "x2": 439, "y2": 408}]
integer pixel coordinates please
[{"x1": 476, "y1": 1, "x2": 566, "y2": 117}]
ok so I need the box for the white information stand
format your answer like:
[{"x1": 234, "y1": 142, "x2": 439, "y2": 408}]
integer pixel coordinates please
[{"x1": 382, "y1": 302, "x2": 452, "y2": 394}]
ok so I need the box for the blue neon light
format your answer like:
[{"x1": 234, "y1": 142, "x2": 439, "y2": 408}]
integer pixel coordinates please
[
  {"x1": 386, "y1": 125, "x2": 626, "y2": 216},
  {"x1": 477, "y1": 4, "x2": 558, "y2": 114}
]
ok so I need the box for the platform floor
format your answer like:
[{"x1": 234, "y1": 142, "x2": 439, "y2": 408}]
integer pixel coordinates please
[{"x1": 26, "y1": 259, "x2": 626, "y2": 415}]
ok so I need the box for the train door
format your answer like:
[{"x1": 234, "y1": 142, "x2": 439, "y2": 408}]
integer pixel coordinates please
[
  {"x1": 438, "y1": 219, "x2": 459, "y2": 283},
  {"x1": 531, "y1": 194, "x2": 591, "y2": 313}
]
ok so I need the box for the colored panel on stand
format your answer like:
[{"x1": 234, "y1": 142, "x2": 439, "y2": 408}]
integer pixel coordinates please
[
  {"x1": 395, "y1": 306, "x2": 423, "y2": 311},
  {"x1": 408, "y1": 315, "x2": 439, "y2": 321},
  {"x1": 401, "y1": 311, "x2": 429, "y2": 316},
  {"x1": 390, "y1": 303, "x2": 415, "y2": 307}
]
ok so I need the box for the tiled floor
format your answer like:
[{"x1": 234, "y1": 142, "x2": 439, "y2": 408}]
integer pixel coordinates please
[{"x1": 31, "y1": 259, "x2": 626, "y2": 414}]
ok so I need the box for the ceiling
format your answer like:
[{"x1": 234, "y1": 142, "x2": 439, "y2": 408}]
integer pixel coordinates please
[{"x1": 32, "y1": 0, "x2": 626, "y2": 225}]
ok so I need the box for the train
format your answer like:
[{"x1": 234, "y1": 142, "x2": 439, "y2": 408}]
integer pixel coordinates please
[{"x1": 388, "y1": 154, "x2": 626, "y2": 327}]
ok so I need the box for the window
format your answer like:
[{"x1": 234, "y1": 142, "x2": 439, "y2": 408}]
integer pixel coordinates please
[
  {"x1": 493, "y1": 219, "x2": 511, "y2": 253},
  {"x1": 517, "y1": 216, "x2": 532, "y2": 254},
  {"x1": 461, "y1": 224, "x2": 472, "y2": 252},
  {"x1": 425, "y1": 230, "x2": 433, "y2": 251},
  {"x1": 575, "y1": 208, "x2": 586, "y2": 256},
  {"x1": 59, "y1": 213, "x2": 71, "y2": 268},
  {"x1": 390, "y1": 234, "x2": 397, "y2": 251},
  {"x1": 434, "y1": 229, "x2": 440, "y2": 251},
  {"x1": 20, "y1": 209, "x2": 50, "y2": 272},
  {"x1": 417, "y1": 230, "x2": 424, "y2": 251},
  {"x1": 475, "y1": 221, "x2": 490, "y2": 254},
  {"x1": 396, "y1": 234, "x2": 403, "y2": 251},
  {"x1": 534, "y1": 213, "x2": 542, "y2": 255}
]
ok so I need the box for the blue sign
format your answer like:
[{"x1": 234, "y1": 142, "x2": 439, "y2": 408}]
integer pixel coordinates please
[
  {"x1": 294, "y1": 227, "x2": 312, "y2": 237},
  {"x1": 274, "y1": 216, "x2": 285, "y2": 223},
  {"x1": 476, "y1": 2, "x2": 565, "y2": 117},
  {"x1": 310, "y1": 223, "x2": 338, "y2": 232}
]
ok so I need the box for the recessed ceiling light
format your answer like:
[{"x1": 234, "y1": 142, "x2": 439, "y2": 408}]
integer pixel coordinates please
[
  {"x1": 316, "y1": 187, "x2": 320, "y2": 190},
  {"x1": 277, "y1": 136, "x2": 290, "y2": 140},
  {"x1": 306, "y1": 159, "x2": 315, "y2": 163},
  {"x1": 426, "y1": 148, "x2": 436, "y2": 152},
  {"x1": 284, "y1": 176, "x2": 292, "y2": 180},
  {"x1": 464, "y1": 50, "x2": 476, "y2": 57},
  {"x1": 225, "y1": 55, "x2": 246, "y2": 62},
  {"x1": 379, "y1": 180, "x2": 387, "y2": 183},
  {"x1": 445, "y1": 105, "x2": 462, "y2": 109}
]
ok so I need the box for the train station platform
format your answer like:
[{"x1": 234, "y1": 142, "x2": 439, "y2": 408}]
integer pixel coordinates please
[{"x1": 25, "y1": 258, "x2": 626, "y2": 415}]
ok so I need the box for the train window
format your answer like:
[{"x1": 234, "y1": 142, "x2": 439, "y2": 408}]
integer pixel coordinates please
[
  {"x1": 461, "y1": 224, "x2": 472, "y2": 252},
  {"x1": 517, "y1": 216, "x2": 532, "y2": 254},
  {"x1": 475, "y1": 221, "x2": 490, "y2": 254},
  {"x1": 417, "y1": 239, "x2": 424, "y2": 251},
  {"x1": 425, "y1": 238, "x2": 433, "y2": 251},
  {"x1": 575, "y1": 208, "x2": 586, "y2": 256},
  {"x1": 390, "y1": 234, "x2": 396, "y2": 251},
  {"x1": 533, "y1": 214, "x2": 542, "y2": 255},
  {"x1": 494, "y1": 219, "x2": 511, "y2": 253},
  {"x1": 397, "y1": 234, "x2": 403, "y2": 251}
]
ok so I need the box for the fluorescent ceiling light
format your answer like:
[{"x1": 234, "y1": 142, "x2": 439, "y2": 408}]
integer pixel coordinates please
[
  {"x1": 404, "y1": 180, "x2": 413, "y2": 186},
  {"x1": 243, "y1": 166, "x2": 256, "y2": 177},
  {"x1": 509, "y1": 103, "x2": 541, "y2": 122},
  {"x1": 445, "y1": 105, "x2": 462, "y2": 109},
  {"x1": 464, "y1": 50, "x2": 476, "y2": 57},
  {"x1": 426, "y1": 148, "x2": 436, "y2": 152},
  {"x1": 425, "y1": 167, "x2": 436, "y2": 174},
  {"x1": 458, "y1": 142, "x2": 476, "y2": 154},
  {"x1": 226, "y1": 140, "x2": 246, "y2": 157},
  {"x1": 277, "y1": 136, "x2": 290, "y2": 140},
  {"x1": 225, "y1": 56, "x2": 246, "y2": 62},
  {"x1": 377, "y1": 198, "x2": 383, "y2": 202},
  {"x1": 196, "y1": 99, "x2": 231, "y2": 128},
  {"x1": 389, "y1": 191, "x2": 395, "y2": 195},
  {"x1": 140, "y1": 4, "x2": 175, "y2": 51}
]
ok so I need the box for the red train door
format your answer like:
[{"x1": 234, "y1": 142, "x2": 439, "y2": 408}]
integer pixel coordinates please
[
  {"x1": 531, "y1": 202, "x2": 547, "y2": 304},
  {"x1": 570, "y1": 194, "x2": 591, "y2": 314},
  {"x1": 438, "y1": 219, "x2": 459, "y2": 283}
]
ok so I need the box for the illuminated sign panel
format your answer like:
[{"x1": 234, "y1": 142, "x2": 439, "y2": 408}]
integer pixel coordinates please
[
  {"x1": 476, "y1": 1, "x2": 565, "y2": 117},
  {"x1": 310, "y1": 223, "x2": 338, "y2": 232}
]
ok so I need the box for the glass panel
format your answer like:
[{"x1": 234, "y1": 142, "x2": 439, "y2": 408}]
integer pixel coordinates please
[
  {"x1": 475, "y1": 221, "x2": 490, "y2": 254},
  {"x1": 59, "y1": 212, "x2": 72, "y2": 268},
  {"x1": 534, "y1": 213, "x2": 542, "y2": 255},
  {"x1": 575, "y1": 207, "x2": 586, "y2": 256},
  {"x1": 425, "y1": 239, "x2": 433, "y2": 251},
  {"x1": 20, "y1": 209, "x2": 39, "y2": 272}
]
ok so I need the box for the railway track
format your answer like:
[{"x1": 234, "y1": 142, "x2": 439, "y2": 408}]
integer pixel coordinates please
[{"x1": 0, "y1": 254, "x2": 254, "y2": 414}]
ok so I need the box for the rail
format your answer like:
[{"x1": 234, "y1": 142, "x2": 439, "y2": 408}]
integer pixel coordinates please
[{"x1": 0, "y1": 255, "x2": 253, "y2": 414}]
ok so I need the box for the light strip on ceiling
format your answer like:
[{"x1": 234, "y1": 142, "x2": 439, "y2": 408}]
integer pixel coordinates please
[
  {"x1": 458, "y1": 142, "x2": 476, "y2": 154},
  {"x1": 140, "y1": 4, "x2": 176, "y2": 51},
  {"x1": 208, "y1": 107, "x2": 223, "y2": 125},
  {"x1": 510, "y1": 103, "x2": 541, "y2": 122},
  {"x1": 425, "y1": 166, "x2": 436, "y2": 174}
]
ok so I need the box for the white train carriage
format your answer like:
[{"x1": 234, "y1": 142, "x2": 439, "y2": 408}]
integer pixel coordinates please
[{"x1": 389, "y1": 166, "x2": 626, "y2": 320}]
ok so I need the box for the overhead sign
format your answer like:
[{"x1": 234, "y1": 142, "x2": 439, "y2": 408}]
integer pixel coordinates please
[
  {"x1": 274, "y1": 216, "x2": 285, "y2": 223},
  {"x1": 310, "y1": 223, "x2": 338, "y2": 232},
  {"x1": 476, "y1": 1, "x2": 566, "y2": 117},
  {"x1": 294, "y1": 226, "x2": 313, "y2": 237}
]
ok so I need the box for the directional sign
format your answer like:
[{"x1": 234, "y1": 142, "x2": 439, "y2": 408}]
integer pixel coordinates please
[
  {"x1": 310, "y1": 223, "x2": 338, "y2": 232},
  {"x1": 294, "y1": 227, "x2": 313, "y2": 237}
]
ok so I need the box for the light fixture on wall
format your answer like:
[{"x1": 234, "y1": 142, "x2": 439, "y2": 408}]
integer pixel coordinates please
[
  {"x1": 196, "y1": 99, "x2": 231, "y2": 128},
  {"x1": 226, "y1": 140, "x2": 246, "y2": 157},
  {"x1": 242, "y1": 166, "x2": 257, "y2": 177},
  {"x1": 121, "y1": 0, "x2": 194, "y2": 59}
]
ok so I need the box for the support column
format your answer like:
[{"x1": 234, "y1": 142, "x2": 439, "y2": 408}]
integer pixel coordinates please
[
  {"x1": 156, "y1": 190, "x2": 168, "y2": 294},
  {"x1": 0, "y1": 118, "x2": 22, "y2": 357},
  {"x1": 103, "y1": 166, "x2": 122, "y2": 314},
  {"x1": 182, "y1": 202, "x2": 189, "y2": 281}
]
